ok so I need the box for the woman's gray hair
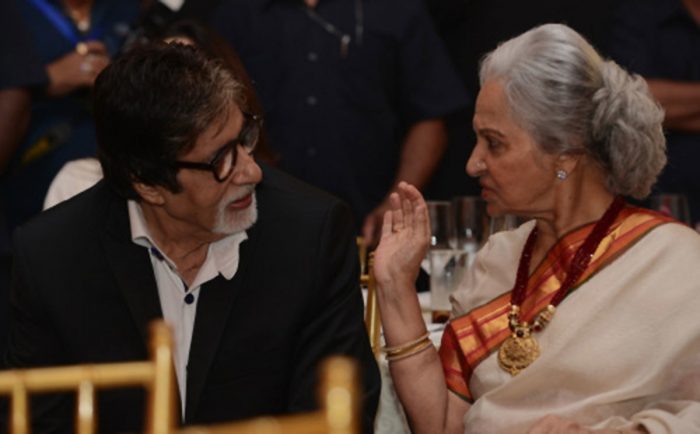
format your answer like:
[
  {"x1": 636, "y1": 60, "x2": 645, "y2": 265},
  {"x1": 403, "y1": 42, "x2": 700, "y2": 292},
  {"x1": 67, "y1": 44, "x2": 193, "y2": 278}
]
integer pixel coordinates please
[{"x1": 479, "y1": 23, "x2": 666, "y2": 199}]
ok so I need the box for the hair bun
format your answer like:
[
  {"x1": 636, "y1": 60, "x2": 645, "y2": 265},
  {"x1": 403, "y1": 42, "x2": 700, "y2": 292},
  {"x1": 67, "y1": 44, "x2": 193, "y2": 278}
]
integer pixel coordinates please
[{"x1": 590, "y1": 60, "x2": 666, "y2": 199}]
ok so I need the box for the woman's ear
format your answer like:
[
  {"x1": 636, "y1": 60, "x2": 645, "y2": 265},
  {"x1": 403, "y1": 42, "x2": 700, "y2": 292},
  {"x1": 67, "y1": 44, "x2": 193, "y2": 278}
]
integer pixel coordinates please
[{"x1": 556, "y1": 153, "x2": 581, "y2": 175}]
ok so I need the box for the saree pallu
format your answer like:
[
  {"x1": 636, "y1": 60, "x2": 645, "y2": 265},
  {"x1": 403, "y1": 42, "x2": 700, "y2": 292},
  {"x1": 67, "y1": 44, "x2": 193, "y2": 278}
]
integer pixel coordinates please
[{"x1": 439, "y1": 208, "x2": 700, "y2": 433}]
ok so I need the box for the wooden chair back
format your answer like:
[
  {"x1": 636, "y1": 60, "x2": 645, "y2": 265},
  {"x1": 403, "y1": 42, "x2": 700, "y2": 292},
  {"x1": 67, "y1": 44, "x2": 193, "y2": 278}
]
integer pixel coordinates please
[
  {"x1": 176, "y1": 357, "x2": 359, "y2": 434},
  {"x1": 0, "y1": 321, "x2": 177, "y2": 434},
  {"x1": 357, "y1": 237, "x2": 381, "y2": 356}
]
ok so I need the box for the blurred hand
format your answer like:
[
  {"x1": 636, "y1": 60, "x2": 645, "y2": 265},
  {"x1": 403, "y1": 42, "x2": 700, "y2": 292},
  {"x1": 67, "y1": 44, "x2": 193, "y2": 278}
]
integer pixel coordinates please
[
  {"x1": 528, "y1": 415, "x2": 644, "y2": 434},
  {"x1": 373, "y1": 182, "x2": 430, "y2": 292},
  {"x1": 46, "y1": 41, "x2": 109, "y2": 97}
]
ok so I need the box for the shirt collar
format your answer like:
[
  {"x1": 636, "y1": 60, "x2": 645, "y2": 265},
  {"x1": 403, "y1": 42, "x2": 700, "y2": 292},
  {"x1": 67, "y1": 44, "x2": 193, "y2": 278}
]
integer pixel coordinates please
[{"x1": 127, "y1": 200, "x2": 247, "y2": 281}]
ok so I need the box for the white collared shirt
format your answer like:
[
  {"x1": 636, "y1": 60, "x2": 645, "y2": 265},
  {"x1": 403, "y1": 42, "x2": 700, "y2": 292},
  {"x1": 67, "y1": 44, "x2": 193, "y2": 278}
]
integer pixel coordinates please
[{"x1": 127, "y1": 200, "x2": 247, "y2": 417}]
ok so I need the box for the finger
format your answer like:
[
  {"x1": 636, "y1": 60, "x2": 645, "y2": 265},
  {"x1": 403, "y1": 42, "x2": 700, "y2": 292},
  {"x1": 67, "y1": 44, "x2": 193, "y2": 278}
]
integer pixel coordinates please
[
  {"x1": 380, "y1": 207, "x2": 393, "y2": 239},
  {"x1": 362, "y1": 216, "x2": 376, "y2": 246},
  {"x1": 390, "y1": 192, "x2": 404, "y2": 231},
  {"x1": 90, "y1": 54, "x2": 110, "y2": 70},
  {"x1": 415, "y1": 200, "x2": 430, "y2": 242},
  {"x1": 88, "y1": 57, "x2": 110, "y2": 80},
  {"x1": 401, "y1": 184, "x2": 430, "y2": 239},
  {"x1": 400, "y1": 184, "x2": 414, "y2": 230},
  {"x1": 81, "y1": 40, "x2": 108, "y2": 55}
]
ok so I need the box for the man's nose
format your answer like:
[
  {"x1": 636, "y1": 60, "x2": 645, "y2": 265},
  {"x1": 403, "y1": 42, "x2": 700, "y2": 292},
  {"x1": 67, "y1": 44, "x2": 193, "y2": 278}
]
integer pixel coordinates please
[{"x1": 231, "y1": 148, "x2": 263, "y2": 185}]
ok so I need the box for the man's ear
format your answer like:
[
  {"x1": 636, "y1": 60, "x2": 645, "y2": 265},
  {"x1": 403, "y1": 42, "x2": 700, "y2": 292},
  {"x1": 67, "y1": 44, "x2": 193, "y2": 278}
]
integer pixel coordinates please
[{"x1": 133, "y1": 182, "x2": 166, "y2": 206}]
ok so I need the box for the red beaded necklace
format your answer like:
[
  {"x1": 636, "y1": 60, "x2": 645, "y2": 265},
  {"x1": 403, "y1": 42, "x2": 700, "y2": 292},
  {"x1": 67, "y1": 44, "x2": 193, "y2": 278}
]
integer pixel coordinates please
[{"x1": 497, "y1": 196, "x2": 626, "y2": 375}]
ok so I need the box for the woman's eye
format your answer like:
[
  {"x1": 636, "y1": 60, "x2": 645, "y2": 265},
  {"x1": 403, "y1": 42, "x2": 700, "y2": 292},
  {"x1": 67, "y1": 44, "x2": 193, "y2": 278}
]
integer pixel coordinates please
[{"x1": 486, "y1": 138, "x2": 502, "y2": 151}]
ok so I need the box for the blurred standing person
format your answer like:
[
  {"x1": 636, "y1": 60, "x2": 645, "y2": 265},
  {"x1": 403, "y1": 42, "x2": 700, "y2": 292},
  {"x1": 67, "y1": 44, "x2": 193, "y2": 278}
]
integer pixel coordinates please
[
  {"x1": 208, "y1": 0, "x2": 469, "y2": 245},
  {"x1": 0, "y1": 0, "x2": 47, "y2": 360},
  {"x1": 0, "y1": 0, "x2": 46, "y2": 173},
  {"x1": 609, "y1": 0, "x2": 700, "y2": 228},
  {"x1": 0, "y1": 0, "x2": 139, "y2": 236},
  {"x1": 43, "y1": 19, "x2": 276, "y2": 209}
]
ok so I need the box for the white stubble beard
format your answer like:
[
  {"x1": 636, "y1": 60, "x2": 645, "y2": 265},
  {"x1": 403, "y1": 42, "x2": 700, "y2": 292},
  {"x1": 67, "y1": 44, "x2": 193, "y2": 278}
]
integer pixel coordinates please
[{"x1": 213, "y1": 188, "x2": 258, "y2": 235}]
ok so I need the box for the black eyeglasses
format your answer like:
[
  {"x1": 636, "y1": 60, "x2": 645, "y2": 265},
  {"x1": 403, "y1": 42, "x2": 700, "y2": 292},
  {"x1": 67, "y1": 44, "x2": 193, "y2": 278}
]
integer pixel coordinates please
[{"x1": 174, "y1": 112, "x2": 262, "y2": 182}]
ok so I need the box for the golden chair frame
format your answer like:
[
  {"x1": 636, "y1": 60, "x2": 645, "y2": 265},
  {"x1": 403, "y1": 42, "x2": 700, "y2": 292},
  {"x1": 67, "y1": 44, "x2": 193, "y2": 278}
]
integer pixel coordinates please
[
  {"x1": 1, "y1": 321, "x2": 360, "y2": 434},
  {"x1": 177, "y1": 357, "x2": 359, "y2": 434},
  {"x1": 362, "y1": 253, "x2": 381, "y2": 357},
  {"x1": 357, "y1": 237, "x2": 381, "y2": 357},
  {"x1": 0, "y1": 321, "x2": 177, "y2": 434}
]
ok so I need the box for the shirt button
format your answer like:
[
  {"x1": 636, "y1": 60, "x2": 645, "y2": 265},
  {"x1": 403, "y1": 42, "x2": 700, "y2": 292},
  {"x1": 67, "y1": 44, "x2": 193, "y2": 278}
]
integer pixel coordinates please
[
  {"x1": 306, "y1": 96, "x2": 317, "y2": 106},
  {"x1": 307, "y1": 51, "x2": 318, "y2": 62},
  {"x1": 306, "y1": 147, "x2": 317, "y2": 157},
  {"x1": 184, "y1": 293, "x2": 195, "y2": 305},
  {"x1": 149, "y1": 247, "x2": 164, "y2": 261}
]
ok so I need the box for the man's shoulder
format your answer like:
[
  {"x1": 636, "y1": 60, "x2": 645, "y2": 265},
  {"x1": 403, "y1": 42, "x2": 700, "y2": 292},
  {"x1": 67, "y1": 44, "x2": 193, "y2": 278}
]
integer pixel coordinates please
[{"x1": 14, "y1": 181, "x2": 117, "y2": 250}]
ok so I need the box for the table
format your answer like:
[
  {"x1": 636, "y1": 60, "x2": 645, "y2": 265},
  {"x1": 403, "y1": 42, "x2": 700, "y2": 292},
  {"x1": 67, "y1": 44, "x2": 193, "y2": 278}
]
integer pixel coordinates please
[{"x1": 371, "y1": 292, "x2": 445, "y2": 434}]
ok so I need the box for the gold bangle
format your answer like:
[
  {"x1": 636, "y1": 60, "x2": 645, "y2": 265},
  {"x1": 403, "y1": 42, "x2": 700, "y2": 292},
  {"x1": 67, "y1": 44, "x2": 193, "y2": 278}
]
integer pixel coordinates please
[
  {"x1": 386, "y1": 340, "x2": 433, "y2": 363},
  {"x1": 383, "y1": 331, "x2": 430, "y2": 355}
]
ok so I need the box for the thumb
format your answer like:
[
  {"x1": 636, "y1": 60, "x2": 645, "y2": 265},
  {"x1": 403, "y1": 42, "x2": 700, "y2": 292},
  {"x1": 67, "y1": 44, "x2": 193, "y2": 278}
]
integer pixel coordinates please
[
  {"x1": 362, "y1": 216, "x2": 375, "y2": 247},
  {"x1": 81, "y1": 40, "x2": 108, "y2": 55}
]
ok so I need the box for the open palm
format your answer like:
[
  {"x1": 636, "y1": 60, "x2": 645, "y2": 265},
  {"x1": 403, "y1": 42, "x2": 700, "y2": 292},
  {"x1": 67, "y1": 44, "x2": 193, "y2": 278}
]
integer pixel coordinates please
[{"x1": 373, "y1": 182, "x2": 431, "y2": 292}]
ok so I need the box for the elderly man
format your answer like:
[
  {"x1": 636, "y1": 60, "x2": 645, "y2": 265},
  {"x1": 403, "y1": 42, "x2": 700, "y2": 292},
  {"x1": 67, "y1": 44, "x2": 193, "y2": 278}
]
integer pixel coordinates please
[{"x1": 4, "y1": 43, "x2": 379, "y2": 433}]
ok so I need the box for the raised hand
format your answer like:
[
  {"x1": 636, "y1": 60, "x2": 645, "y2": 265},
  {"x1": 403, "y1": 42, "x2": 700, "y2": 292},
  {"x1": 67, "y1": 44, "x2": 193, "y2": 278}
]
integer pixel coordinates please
[
  {"x1": 373, "y1": 182, "x2": 431, "y2": 294},
  {"x1": 46, "y1": 41, "x2": 110, "y2": 97}
]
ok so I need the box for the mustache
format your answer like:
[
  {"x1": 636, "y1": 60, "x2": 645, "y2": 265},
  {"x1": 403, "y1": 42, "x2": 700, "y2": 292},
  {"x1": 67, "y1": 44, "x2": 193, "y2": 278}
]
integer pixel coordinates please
[{"x1": 225, "y1": 185, "x2": 256, "y2": 204}]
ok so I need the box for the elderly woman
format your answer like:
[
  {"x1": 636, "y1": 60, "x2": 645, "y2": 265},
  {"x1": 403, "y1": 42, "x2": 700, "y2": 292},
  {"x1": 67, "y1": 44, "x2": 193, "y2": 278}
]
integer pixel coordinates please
[{"x1": 374, "y1": 24, "x2": 700, "y2": 434}]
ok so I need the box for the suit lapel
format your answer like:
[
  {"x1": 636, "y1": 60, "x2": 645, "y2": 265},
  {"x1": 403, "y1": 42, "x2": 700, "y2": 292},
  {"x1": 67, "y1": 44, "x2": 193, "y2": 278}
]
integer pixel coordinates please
[
  {"x1": 184, "y1": 223, "x2": 259, "y2": 423},
  {"x1": 99, "y1": 190, "x2": 163, "y2": 347}
]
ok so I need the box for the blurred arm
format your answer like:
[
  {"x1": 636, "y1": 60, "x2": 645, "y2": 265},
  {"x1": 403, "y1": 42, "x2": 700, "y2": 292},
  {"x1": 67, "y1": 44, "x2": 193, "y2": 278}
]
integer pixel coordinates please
[
  {"x1": 646, "y1": 79, "x2": 700, "y2": 132},
  {"x1": 362, "y1": 119, "x2": 447, "y2": 246},
  {"x1": 394, "y1": 118, "x2": 448, "y2": 190},
  {"x1": 0, "y1": 87, "x2": 31, "y2": 173}
]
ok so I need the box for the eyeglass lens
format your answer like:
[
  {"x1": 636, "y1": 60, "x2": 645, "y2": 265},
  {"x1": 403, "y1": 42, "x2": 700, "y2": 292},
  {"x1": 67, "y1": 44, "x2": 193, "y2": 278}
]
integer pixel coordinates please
[{"x1": 214, "y1": 120, "x2": 260, "y2": 180}]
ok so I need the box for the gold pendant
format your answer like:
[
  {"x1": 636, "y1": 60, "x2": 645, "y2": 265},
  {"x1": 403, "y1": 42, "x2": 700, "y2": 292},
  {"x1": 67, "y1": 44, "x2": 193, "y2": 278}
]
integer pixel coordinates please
[{"x1": 498, "y1": 328, "x2": 540, "y2": 376}]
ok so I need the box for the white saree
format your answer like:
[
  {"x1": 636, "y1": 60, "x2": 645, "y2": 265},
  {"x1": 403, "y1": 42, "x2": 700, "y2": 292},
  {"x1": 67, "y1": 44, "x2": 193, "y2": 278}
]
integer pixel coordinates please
[{"x1": 448, "y1": 219, "x2": 700, "y2": 433}]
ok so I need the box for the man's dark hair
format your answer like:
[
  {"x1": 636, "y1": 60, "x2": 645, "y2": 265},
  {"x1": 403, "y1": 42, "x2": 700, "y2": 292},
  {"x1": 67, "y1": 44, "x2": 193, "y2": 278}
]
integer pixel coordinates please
[{"x1": 93, "y1": 42, "x2": 245, "y2": 200}]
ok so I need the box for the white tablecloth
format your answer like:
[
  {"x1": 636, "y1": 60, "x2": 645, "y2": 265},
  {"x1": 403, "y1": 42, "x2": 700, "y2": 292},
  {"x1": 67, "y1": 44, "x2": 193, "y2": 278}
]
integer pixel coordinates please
[{"x1": 372, "y1": 292, "x2": 445, "y2": 434}]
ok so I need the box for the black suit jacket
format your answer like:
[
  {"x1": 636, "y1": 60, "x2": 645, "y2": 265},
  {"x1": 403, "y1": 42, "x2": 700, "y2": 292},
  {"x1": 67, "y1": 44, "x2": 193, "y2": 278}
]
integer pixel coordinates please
[{"x1": 4, "y1": 165, "x2": 380, "y2": 433}]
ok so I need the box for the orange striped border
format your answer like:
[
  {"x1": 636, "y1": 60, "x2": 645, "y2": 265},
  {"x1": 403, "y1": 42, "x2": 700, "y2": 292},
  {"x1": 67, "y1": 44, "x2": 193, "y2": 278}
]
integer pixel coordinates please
[{"x1": 439, "y1": 207, "x2": 675, "y2": 401}]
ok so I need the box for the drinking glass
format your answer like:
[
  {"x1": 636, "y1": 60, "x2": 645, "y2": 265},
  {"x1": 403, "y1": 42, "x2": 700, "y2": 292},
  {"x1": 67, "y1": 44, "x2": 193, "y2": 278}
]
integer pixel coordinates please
[
  {"x1": 428, "y1": 248, "x2": 470, "y2": 323},
  {"x1": 649, "y1": 193, "x2": 691, "y2": 225},
  {"x1": 427, "y1": 201, "x2": 457, "y2": 249},
  {"x1": 452, "y1": 196, "x2": 487, "y2": 252},
  {"x1": 426, "y1": 201, "x2": 463, "y2": 323}
]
